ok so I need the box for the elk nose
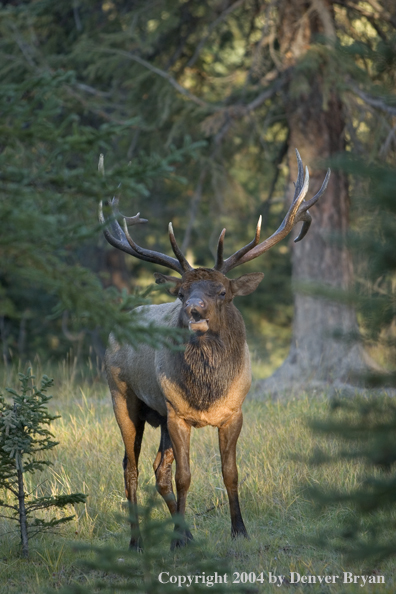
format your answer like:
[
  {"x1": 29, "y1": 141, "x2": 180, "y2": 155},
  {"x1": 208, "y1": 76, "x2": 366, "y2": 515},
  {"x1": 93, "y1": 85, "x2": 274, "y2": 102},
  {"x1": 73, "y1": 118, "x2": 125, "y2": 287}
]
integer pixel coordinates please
[{"x1": 185, "y1": 297, "x2": 205, "y2": 316}]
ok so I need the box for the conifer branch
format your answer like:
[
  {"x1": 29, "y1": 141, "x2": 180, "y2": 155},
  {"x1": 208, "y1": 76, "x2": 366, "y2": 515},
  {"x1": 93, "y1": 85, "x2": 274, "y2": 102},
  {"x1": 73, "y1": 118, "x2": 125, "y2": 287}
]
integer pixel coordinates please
[
  {"x1": 187, "y1": 0, "x2": 247, "y2": 68},
  {"x1": 64, "y1": 86, "x2": 137, "y2": 125},
  {"x1": 0, "y1": 502, "x2": 18, "y2": 511},
  {"x1": 180, "y1": 73, "x2": 286, "y2": 252},
  {"x1": 246, "y1": 74, "x2": 288, "y2": 112},
  {"x1": 10, "y1": 25, "x2": 37, "y2": 69},
  {"x1": 0, "y1": 501, "x2": 18, "y2": 511},
  {"x1": 0, "y1": 483, "x2": 19, "y2": 497},
  {"x1": 96, "y1": 46, "x2": 287, "y2": 119},
  {"x1": 0, "y1": 514, "x2": 18, "y2": 522},
  {"x1": 349, "y1": 84, "x2": 396, "y2": 116},
  {"x1": 97, "y1": 48, "x2": 212, "y2": 109},
  {"x1": 74, "y1": 82, "x2": 113, "y2": 98}
]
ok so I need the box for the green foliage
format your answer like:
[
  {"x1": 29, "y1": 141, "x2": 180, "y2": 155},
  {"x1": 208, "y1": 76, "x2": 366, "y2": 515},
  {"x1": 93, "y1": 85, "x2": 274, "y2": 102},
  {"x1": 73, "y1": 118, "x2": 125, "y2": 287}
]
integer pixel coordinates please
[
  {"x1": 307, "y1": 152, "x2": 396, "y2": 561},
  {"x1": 337, "y1": 156, "x2": 396, "y2": 383},
  {"x1": 0, "y1": 30, "x2": 203, "y2": 361},
  {"x1": 60, "y1": 497, "x2": 242, "y2": 594},
  {"x1": 0, "y1": 373, "x2": 58, "y2": 473},
  {"x1": 0, "y1": 368, "x2": 86, "y2": 556},
  {"x1": 0, "y1": 0, "x2": 395, "y2": 367},
  {"x1": 0, "y1": 0, "x2": 294, "y2": 364},
  {"x1": 0, "y1": 383, "x2": 394, "y2": 593},
  {"x1": 297, "y1": 153, "x2": 396, "y2": 380},
  {"x1": 309, "y1": 395, "x2": 396, "y2": 562}
]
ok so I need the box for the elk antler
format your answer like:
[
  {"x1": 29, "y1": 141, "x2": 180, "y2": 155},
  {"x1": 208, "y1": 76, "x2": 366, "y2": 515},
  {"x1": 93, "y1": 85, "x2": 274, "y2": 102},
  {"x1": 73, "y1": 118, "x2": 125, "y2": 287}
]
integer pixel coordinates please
[
  {"x1": 214, "y1": 149, "x2": 331, "y2": 274},
  {"x1": 99, "y1": 197, "x2": 192, "y2": 275}
]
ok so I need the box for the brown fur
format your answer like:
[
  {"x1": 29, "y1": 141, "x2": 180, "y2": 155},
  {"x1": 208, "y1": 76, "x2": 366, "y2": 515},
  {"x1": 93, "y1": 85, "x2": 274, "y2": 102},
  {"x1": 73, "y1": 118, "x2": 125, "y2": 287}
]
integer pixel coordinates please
[
  {"x1": 102, "y1": 149, "x2": 327, "y2": 549},
  {"x1": 170, "y1": 304, "x2": 246, "y2": 411},
  {"x1": 106, "y1": 267, "x2": 264, "y2": 548}
]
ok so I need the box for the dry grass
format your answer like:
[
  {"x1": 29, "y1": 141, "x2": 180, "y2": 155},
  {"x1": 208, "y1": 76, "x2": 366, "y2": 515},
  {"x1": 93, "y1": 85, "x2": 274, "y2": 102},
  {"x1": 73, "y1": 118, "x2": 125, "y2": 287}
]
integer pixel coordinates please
[{"x1": 0, "y1": 363, "x2": 395, "y2": 593}]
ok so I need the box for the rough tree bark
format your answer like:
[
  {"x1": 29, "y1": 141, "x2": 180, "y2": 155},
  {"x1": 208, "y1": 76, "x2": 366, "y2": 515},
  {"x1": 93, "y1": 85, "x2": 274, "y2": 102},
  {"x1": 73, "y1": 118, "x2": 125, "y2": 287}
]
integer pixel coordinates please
[
  {"x1": 16, "y1": 455, "x2": 29, "y2": 558},
  {"x1": 260, "y1": 0, "x2": 372, "y2": 395}
]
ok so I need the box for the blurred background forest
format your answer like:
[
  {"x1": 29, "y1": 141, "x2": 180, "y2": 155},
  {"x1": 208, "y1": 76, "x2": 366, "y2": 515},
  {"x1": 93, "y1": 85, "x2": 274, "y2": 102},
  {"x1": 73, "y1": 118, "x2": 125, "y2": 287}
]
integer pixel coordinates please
[{"x1": 0, "y1": 0, "x2": 395, "y2": 387}]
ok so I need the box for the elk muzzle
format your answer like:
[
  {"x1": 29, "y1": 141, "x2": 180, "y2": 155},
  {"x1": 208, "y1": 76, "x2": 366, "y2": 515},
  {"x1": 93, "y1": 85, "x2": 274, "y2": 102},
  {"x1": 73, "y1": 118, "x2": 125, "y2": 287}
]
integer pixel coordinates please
[{"x1": 184, "y1": 297, "x2": 209, "y2": 333}]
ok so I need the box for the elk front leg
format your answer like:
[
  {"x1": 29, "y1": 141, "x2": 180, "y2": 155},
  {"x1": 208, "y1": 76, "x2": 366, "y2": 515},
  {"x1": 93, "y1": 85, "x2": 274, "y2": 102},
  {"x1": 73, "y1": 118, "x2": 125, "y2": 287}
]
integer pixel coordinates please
[
  {"x1": 166, "y1": 412, "x2": 193, "y2": 549},
  {"x1": 218, "y1": 411, "x2": 248, "y2": 538}
]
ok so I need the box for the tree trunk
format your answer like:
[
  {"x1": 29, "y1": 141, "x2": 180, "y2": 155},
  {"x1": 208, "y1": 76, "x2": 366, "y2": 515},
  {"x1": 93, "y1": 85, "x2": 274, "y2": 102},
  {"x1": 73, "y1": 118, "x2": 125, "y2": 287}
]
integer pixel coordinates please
[
  {"x1": 17, "y1": 462, "x2": 29, "y2": 558},
  {"x1": 260, "y1": 0, "x2": 370, "y2": 395}
]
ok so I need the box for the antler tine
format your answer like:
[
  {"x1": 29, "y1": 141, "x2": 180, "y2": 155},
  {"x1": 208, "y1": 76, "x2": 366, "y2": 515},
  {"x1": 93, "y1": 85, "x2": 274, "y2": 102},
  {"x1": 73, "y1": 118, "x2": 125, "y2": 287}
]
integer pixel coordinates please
[
  {"x1": 124, "y1": 212, "x2": 149, "y2": 226},
  {"x1": 99, "y1": 200, "x2": 142, "y2": 255},
  {"x1": 99, "y1": 198, "x2": 147, "y2": 239},
  {"x1": 214, "y1": 228, "x2": 227, "y2": 271},
  {"x1": 168, "y1": 223, "x2": 193, "y2": 272},
  {"x1": 216, "y1": 216, "x2": 262, "y2": 273},
  {"x1": 293, "y1": 168, "x2": 331, "y2": 243},
  {"x1": 108, "y1": 196, "x2": 148, "y2": 226},
  {"x1": 122, "y1": 220, "x2": 185, "y2": 274},
  {"x1": 285, "y1": 165, "x2": 310, "y2": 223},
  {"x1": 301, "y1": 167, "x2": 331, "y2": 211},
  {"x1": 293, "y1": 148, "x2": 305, "y2": 200},
  {"x1": 99, "y1": 199, "x2": 185, "y2": 274},
  {"x1": 217, "y1": 150, "x2": 330, "y2": 273},
  {"x1": 293, "y1": 213, "x2": 312, "y2": 243}
]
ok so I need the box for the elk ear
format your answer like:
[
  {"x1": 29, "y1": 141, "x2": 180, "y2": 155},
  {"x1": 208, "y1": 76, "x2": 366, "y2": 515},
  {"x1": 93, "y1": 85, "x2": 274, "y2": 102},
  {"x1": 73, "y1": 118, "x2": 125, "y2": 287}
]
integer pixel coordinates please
[
  {"x1": 230, "y1": 272, "x2": 264, "y2": 297},
  {"x1": 154, "y1": 273, "x2": 182, "y2": 296}
]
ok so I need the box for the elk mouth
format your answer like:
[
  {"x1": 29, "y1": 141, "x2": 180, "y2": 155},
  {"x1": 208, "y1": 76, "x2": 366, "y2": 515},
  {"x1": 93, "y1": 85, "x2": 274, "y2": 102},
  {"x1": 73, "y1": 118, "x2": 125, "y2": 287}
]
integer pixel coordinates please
[
  {"x1": 188, "y1": 311, "x2": 209, "y2": 333},
  {"x1": 188, "y1": 319, "x2": 209, "y2": 332}
]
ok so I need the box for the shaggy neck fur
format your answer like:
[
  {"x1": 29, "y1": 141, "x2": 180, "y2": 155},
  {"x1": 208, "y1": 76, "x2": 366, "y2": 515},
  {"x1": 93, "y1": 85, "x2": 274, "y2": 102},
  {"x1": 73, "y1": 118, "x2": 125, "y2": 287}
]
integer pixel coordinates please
[{"x1": 173, "y1": 303, "x2": 246, "y2": 411}]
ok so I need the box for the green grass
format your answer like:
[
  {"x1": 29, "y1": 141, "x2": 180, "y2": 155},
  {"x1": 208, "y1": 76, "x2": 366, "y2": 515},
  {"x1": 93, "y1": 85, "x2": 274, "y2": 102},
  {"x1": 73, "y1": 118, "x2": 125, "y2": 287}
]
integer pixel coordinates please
[{"x1": 0, "y1": 363, "x2": 395, "y2": 593}]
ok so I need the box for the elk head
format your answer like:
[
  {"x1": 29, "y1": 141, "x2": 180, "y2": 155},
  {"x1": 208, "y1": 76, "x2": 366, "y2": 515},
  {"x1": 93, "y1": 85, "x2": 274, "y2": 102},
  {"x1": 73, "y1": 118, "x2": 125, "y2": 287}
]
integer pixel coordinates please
[
  {"x1": 99, "y1": 150, "x2": 331, "y2": 332},
  {"x1": 152, "y1": 268, "x2": 264, "y2": 334}
]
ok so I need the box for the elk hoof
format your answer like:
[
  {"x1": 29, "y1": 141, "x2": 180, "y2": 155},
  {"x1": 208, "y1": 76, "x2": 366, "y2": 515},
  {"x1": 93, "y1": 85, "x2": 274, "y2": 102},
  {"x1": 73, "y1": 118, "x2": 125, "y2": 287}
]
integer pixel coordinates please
[
  {"x1": 231, "y1": 526, "x2": 249, "y2": 539},
  {"x1": 170, "y1": 528, "x2": 194, "y2": 550},
  {"x1": 129, "y1": 535, "x2": 143, "y2": 552}
]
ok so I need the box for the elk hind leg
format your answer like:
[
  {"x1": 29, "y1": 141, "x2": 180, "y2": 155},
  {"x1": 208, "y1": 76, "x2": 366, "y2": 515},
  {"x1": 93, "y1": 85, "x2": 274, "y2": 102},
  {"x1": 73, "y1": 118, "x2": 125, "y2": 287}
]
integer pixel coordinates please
[
  {"x1": 153, "y1": 423, "x2": 177, "y2": 516},
  {"x1": 111, "y1": 386, "x2": 145, "y2": 550}
]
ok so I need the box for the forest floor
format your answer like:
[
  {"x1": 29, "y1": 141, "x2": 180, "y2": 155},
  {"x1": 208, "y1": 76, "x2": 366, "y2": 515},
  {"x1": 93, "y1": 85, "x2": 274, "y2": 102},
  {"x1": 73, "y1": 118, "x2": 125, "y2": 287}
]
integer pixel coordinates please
[{"x1": 0, "y1": 362, "x2": 395, "y2": 593}]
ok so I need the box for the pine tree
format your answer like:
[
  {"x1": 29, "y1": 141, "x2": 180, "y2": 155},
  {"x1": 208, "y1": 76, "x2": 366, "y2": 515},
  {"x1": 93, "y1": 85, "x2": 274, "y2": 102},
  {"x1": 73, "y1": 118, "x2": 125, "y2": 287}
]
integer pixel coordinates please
[
  {"x1": 0, "y1": 368, "x2": 86, "y2": 558},
  {"x1": 0, "y1": 7, "x2": 202, "y2": 362},
  {"x1": 1, "y1": 0, "x2": 395, "y2": 379},
  {"x1": 308, "y1": 158, "x2": 396, "y2": 562}
]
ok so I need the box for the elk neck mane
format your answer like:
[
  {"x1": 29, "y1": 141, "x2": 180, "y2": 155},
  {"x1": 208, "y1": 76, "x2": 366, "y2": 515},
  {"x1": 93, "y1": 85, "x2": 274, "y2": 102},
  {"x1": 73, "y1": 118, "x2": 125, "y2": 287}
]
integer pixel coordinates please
[{"x1": 173, "y1": 303, "x2": 246, "y2": 411}]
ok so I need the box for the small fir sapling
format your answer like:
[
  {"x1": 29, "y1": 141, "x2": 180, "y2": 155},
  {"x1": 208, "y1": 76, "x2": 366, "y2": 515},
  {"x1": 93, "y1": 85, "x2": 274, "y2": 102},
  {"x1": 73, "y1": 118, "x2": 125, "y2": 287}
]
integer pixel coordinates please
[{"x1": 0, "y1": 368, "x2": 86, "y2": 558}]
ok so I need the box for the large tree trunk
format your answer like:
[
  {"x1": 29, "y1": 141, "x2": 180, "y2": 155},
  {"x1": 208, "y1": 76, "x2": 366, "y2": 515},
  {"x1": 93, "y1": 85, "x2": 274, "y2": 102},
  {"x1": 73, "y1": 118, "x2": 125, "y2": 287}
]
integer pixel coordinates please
[{"x1": 260, "y1": 0, "x2": 370, "y2": 395}]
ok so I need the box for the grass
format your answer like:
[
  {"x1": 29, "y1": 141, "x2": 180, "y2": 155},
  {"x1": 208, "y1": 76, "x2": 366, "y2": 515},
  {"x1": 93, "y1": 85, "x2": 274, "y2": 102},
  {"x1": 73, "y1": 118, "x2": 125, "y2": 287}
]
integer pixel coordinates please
[{"x1": 0, "y1": 362, "x2": 395, "y2": 593}]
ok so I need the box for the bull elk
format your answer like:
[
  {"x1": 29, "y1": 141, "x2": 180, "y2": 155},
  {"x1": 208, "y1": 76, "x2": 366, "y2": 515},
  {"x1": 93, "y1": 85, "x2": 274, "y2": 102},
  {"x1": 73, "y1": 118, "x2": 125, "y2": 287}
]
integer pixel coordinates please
[{"x1": 100, "y1": 150, "x2": 330, "y2": 549}]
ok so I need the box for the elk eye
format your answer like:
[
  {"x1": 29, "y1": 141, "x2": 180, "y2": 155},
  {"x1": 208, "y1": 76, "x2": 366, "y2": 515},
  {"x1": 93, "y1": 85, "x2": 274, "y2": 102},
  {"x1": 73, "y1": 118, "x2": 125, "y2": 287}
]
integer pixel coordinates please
[
  {"x1": 219, "y1": 289, "x2": 226, "y2": 297},
  {"x1": 178, "y1": 292, "x2": 184, "y2": 301}
]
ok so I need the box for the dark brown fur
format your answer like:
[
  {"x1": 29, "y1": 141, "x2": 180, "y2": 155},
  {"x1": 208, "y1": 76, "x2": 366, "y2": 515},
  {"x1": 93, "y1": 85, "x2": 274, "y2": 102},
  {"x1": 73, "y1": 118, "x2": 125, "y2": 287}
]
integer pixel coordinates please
[
  {"x1": 107, "y1": 267, "x2": 264, "y2": 549},
  {"x1": 171, "y1": 306, "x2": 246, "y2": 411}
]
